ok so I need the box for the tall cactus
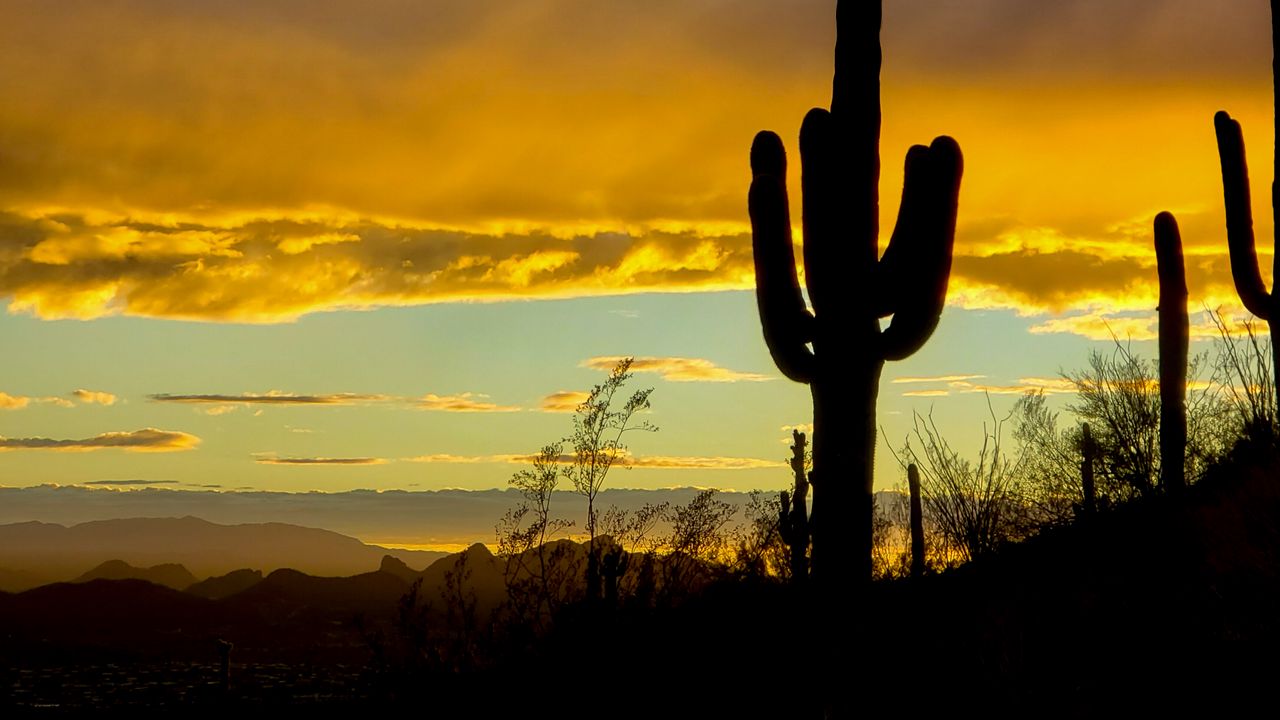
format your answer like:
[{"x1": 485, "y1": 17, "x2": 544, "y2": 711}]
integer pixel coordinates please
[
  {"x1": 1214, "y1": 0, "x2": 1280, "y2": 417},
  {"x1": 1155, "y1": 212, "x2": 1188, "y2": 493},
  {"x1": 748, "y1": 0, "x2": 963, "y2": 594}
]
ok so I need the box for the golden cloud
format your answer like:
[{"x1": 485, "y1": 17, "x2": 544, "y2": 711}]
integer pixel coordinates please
[
  {"x1": 0, "y1": 1, "x2": 1271, "y2": 341},
  {"x1": 0, "y1": 213, "x2": 757, "y2": 322},
  {"x1": 405, "y1": 451, "x2": 781, "y2": 470},
  {"x1": 902, "y1": 377, "x2": 1077, "y2": 398},
  {"x1": 254, "y1": 455, "x2": 389, "y2": 466},
  {"x1": 583, "y1": 356, "x2": 771, "y2": 383},
  {"x1": 1028, "y1": 309, "x2": 1244, "y2": 342},
  {"x1": 403, "y1": 454, "x2": 494, "y2": 464},
  {"x1": 149, "y1": 391, "x2": 392, "y2": 405},
  {"x1": 0, "y1": 428, "x2": 200, "y2": 452},
  {"x1": 416, "y1": 393, "x2": 521, "y2": 413},
  {"x1": 902, "y1": 389, "x2": 952, "y2": 398},
  {"x1": 72, "y1": 389, "x2": 118, "y2": 406},
  {"x1": 0, "y1": 393, "x2": 79, "y2": 410},
  {"x1": 0, "y1": 393, "x2": 30, "y2": 410},
  {"x1": 951, "y1": 378, "x2": 1078, "y2": 396},
  {"x1": 538, "y1": 391, "x2": 590, "y2": 413}
]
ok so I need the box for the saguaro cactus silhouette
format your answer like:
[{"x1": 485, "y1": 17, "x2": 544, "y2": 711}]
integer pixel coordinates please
[
  {"x1": 748, "y1": 0, "x2": 963, "y2": 591},
  {"x1": 1155, "y1": 212, "x2": 1188, "y2": 493},
  {"x1": 1214, "y1": 0, "x2": 1280, "y2": 415}
]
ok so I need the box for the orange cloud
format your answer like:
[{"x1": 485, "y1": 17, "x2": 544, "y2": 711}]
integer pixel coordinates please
[
  {"x1": 0, "y1": 393, "x2": 31, "y2": 410},
  {"x1": 538, "y1": 391, "x2": 590, "y2": 413},
  {"x1": 416, "y1": 393, "x2": 521, "y2": 413},
  {"x1": 0, "y1": 428, "x2": 200, "y2": 452},
  {"x1": 0, "y1": 0, "x2": 1270, "y2": 341},
  {"x1": 583, "y1": 356, "x2": 771, "y2": 383}
]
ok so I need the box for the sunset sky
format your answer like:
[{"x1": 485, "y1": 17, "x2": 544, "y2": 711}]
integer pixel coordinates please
[{"x1": 0, "y1": 0, "x2": 1273, "y2": 499}]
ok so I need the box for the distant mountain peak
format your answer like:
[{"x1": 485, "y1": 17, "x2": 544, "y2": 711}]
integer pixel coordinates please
[
  {"x1": 379, "y1": 554, "x2": 418, "y2": 583},
  {"x1": 74, "y1": 559, "x2": 198, "y2": 590}
]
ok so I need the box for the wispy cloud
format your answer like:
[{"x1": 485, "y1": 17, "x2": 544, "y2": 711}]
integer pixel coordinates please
[
  {"x1": 583, "y1": 356, "x2": 771, "y2": 383},
  {"x1": 149, "y1": 390, "x2": 519, "y2": 413},
  {"x1": 1027, "y1": 309, "x2": 1235, "y2": 342},
  {"x1": 0, "y1": 428, "x2": 200, "y2": 452},
  {"x1": 0, "y1": 393, "x2": 30, "y2": 410},
  {"x1": 416, "y1": 393, "x2": 521, "y2": 413},
  {"x1": 150, "y1": 391, "x2": 390, "y2": 406},
  {"x1": 538, "y1": 391, "x2": 590, "y2": 413},
  {"x1": 83, "y1": 479, "x2": 177, "y2": 486},
  {"x1": 779, "y1": 423, "x2": 814, "y2": 444},
  {"x1": 72, "y1": 389, "x2": 118, "y2": 406},
  {"x1": 956, "y1": 378, "x2": 1076, "y2": 395},
  {"x1": 902, "y1": 389, "x2": 953, "y2": 398},
  {"x1": 892, "y1": 375, "x2": 985, "y2": 384},
  {"x1": 403, "y1": 453, "x2": 495, "y2": 464},
  {"x1": 902, "y1": 377, "x2": 1078, "y2": 398},
  {"x1": 254, "y1": 455, "x2": 389, "y2": 466},
  {"x1": 406, "y1": 451, "x2": 782, "y2": 470},
  {"x1": 625, "y1": 455, "x2": 784, "y2": 470},
  {"x1": 0, "y1": 393, "x2": 78, "y2": 410}
]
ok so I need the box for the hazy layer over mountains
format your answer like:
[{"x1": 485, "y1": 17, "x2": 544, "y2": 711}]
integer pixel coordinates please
[
  {"x1": 0, "y1": 517, "x2": 446, "y2": 591},
  {"x1": 0, "y1": 485, "x2": 760, "y2": 548}
]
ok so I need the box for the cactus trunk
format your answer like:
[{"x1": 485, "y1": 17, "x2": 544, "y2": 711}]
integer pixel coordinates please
[
  {"x1": 907, "y1": 463, "x2": 924, "y2": 578},
  {"x1": 1214, "y1": 0, "x2": 1280, "y2": 418},
  {"x1": 810, "y1": 359, "x2": 881, "y2": 586},
  {"x1": 1155, "y1": 212, "x2": 1188, "y2": 493}
]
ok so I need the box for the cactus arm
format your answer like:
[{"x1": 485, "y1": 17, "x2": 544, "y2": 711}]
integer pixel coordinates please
[
  {"x1": 1214, "y1": 111, "x2": 1273, "y2": 320},
  {"x1": 799, "y1": 108, "x2": 850, "y2": 315},
  {"x1": 750, "y1": 131, "x2": 817, "y2": 383},
  {"x1": 873, "y1": 144, "x2": 932, "y2": 318},
  {"x1": 1155, "y1": 212, "x2": 1188, "y2": 493},
  {"x1": 879, "y1": 137, "x2": 964, "y2": 361}
]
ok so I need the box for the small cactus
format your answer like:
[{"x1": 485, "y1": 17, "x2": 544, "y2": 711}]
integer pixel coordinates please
[
  {"x1": 1155, "y1": 212, "x2": 1188, "y2": 493},
  {"x1": 777, "y1": 430, "x2": 810, "y2": 583},
  {"x1": 907, "y1": 463, "x2": 924, "y2": 578},
  {"x1": 1080, "y1": 422, "x2": 1097, "y2": 517},
  {"x1": 601, "y1": 545, "x2": 629, "y2": 607}
]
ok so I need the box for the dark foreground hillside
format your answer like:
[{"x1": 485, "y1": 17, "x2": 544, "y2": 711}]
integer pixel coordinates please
[{"x1": 2, "y1": 446, "x2": 1279, "y2": 715}]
